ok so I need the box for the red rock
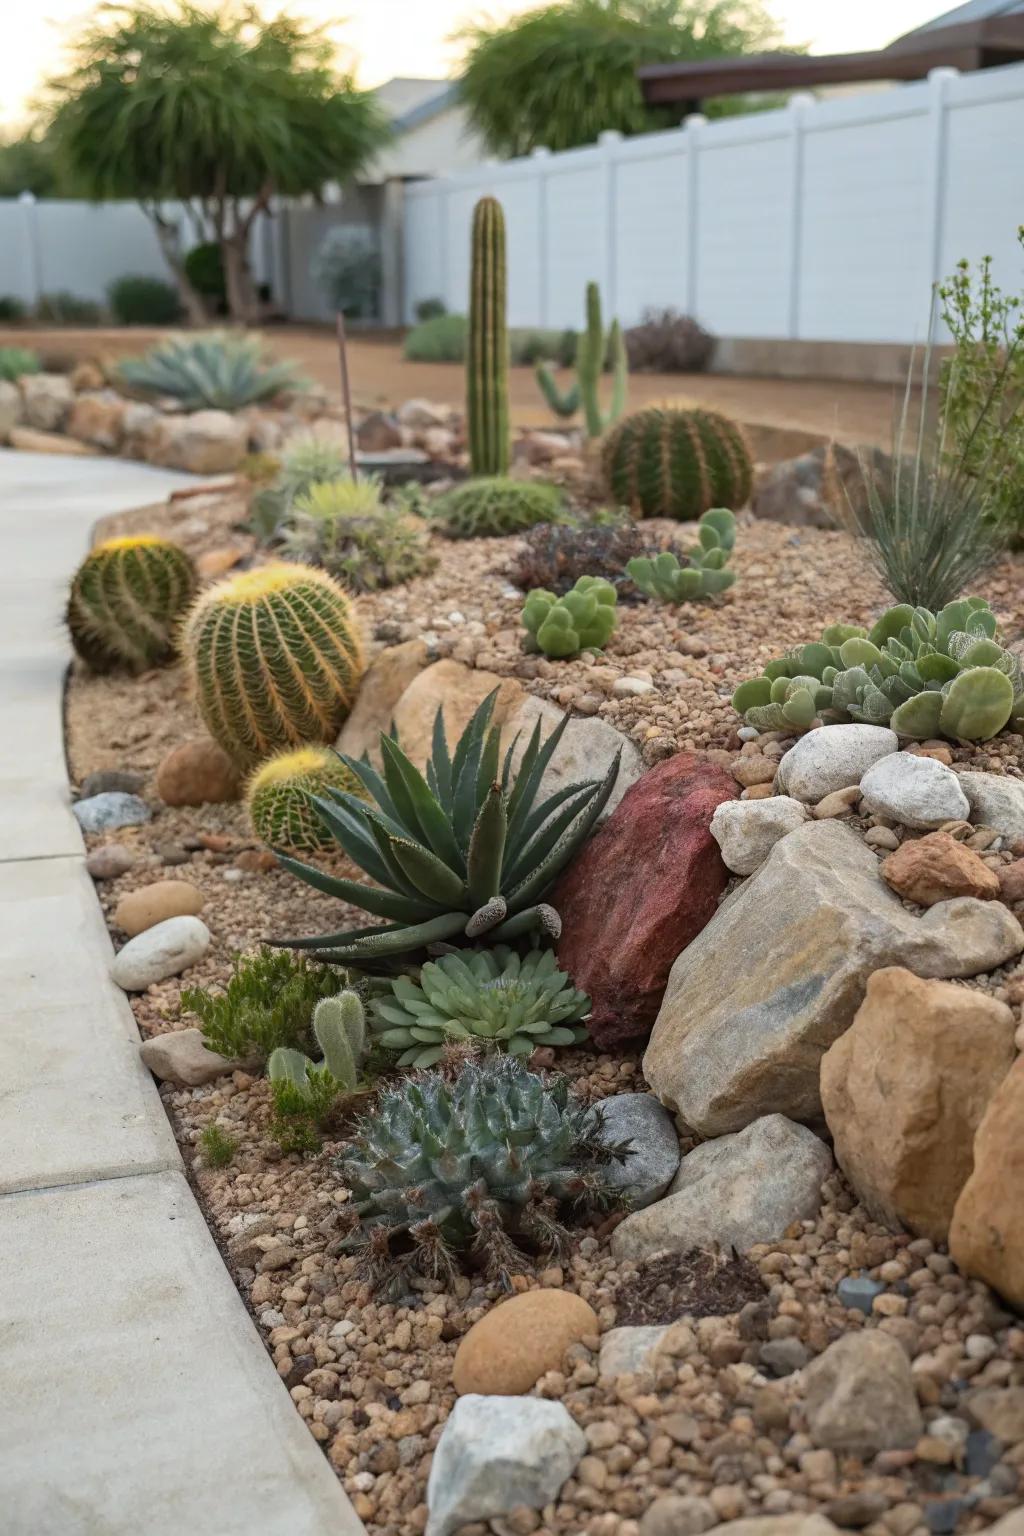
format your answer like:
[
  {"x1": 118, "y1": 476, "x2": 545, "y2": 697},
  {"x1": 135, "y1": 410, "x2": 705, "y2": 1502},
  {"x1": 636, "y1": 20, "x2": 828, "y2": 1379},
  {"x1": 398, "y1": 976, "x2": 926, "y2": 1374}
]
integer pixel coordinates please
[{"x1": 551, "y1": 753, "x2": 735, "y2": 1046}]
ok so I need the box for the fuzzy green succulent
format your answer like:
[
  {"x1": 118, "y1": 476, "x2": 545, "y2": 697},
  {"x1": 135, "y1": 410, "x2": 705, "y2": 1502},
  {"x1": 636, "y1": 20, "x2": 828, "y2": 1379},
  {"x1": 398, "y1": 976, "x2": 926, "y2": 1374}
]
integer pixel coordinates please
[
  {"x1": 280, "y1": 477, "x2": 436, "y2": 592},
  {"x1": 275, "y1": 689, "x2": 620, "y2": 963},
  {"x1": 336, "y1": 1055, "x2": 632, "y2": 1291},
  {"x1": 371, "y1": 946, "x2": 590, "y2": 1066},
  {"x1": 733, "y1": 597, "x2": 1024, "y2": 742},
  {"x1": 268, "y1": 990, "x2": 371, "y2": 1154},
  {"x1": 522, "y1": 575, "x2": 618, "y2": 658},
  {"x1": 431, "y1": 477, "x2": 566, "y2": 538},
  {"x1": 627, "y1": 508, "x2": 737, "y2": 602}
]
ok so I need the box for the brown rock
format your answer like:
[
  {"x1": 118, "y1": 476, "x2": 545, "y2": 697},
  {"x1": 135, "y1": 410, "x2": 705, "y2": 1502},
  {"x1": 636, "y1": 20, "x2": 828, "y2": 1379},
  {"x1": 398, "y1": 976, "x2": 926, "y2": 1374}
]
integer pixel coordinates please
[
  {"x1": 197, "y1": 545, "x2": 245, "y2": 579},
  {"x1": 881, "y1": 832, "x2": 1000, "y2": 906},
  {"x1": 114, "y1": 880, "x2": 205, "y2": 937},
  {"x1": 804, "y1": 1332, "x2": 922, "y2": 1456},
  {"x1": 950, "y1": 1056, "x2": 1024, "y2": 1309},
  {"x1": 65, "y1": 390, "x2": 127, "y2": 451},
  {"x1": 355, "y1": 410, "x2": 402, "y2": 452},
  {"x1": 86, "y1": 843, "x2": 136, "y2": 880},
  {"x1": 389, "y1": 659, "x2": 525, "y2": 772},
  {"x1": 966, "y1": 1387, "x2": 1024, "y2": 1443},
  {"x1": 336, "y1": 639, "x2": 429, "y2": 761},
  {"x1": 553, "y1": 753, "x2": 735, "y2": 1045},
  {"x1": 451, "y1": 1289, "x2": 598, "y2": 1396},
  {"x1": 731, "y1": 755, "x2": 778, "y2": 787},
  {"x1": 155, "y1": 739, "x2": 242, "y2": 806},
  {"x1": 821, "y1": 968, "x2": 1015, "y2": 1243},
  {"x1": 235, "y1": 849, "x2": 278, "y2": 873},
  {"x1": 998, "y1": 859, "x2": 1024, "y2": 905},
  {"x1": 70, "y1": 360, "x2": 106, "y2": 392},
  {"x1": 139, "y1": 1028, "x2": 253, "y2": 1087},
  {"x1": 8, "y1": 425, "x2": 100, "y2": 456}
]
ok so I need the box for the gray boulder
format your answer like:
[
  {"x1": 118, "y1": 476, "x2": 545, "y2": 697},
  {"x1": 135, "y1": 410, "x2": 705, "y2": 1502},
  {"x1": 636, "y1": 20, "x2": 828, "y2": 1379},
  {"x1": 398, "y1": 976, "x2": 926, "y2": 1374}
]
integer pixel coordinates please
[
  {"x1": 73, "y1": 791, "x2": 151, "y2": 833},
  {"x1": 860, "y1": 752, "x2": 970, "y2": 829},
  {"x1": 710, "y1": 795, "x2": 809, "y2": 875},
  {"x1": 507, "y1": 695, "x2": 643, "y2": 823},
  {"x1": 776, "y1": 725, "x2": 897, "y2": 803},
  {"x1": 804, "y1": 1332, "x2": 923, "y2": 1455},
  {"x1": 959, "y1": 771, "x2": 1024, "y2": 841},
  {"x1": 595, "y1": 1093, "x2": 681, "y2": 1209}
]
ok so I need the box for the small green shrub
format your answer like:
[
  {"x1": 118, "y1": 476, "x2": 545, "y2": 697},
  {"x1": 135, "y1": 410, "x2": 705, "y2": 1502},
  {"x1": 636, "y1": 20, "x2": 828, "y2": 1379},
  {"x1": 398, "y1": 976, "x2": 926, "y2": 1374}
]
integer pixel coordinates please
[
  {"x1": 108, "y1": 274, "x2": 183, "y2": 325},
  {"x1": 522, "y1": 575, "x2": 618, "y2": 658},
  {"x1": 431, "y1": 476, "x2": 565, "y2": 538},
  {"x1": 313, "y1": 229, "x2": 381, "y2": 319},
  {"x1": 36, "y1": 291, "x2": 103, "y2": 325},
  {"x1": 624, "y1": 308, "x2": 715, "y2": 373},
  {"x1": 181, "y1": 947, "x2": 345, "y2": 1061},
  {"x1": 0, "y1": 296, "x2": 25, "y2": 322},
  {"x1": 185, "y1": 241, "x2": 227, "y2": 306},
  {"x1": 119, "y1": 331, "x2": 303, "y2": 411},
  {"x1": 199, "y1": 1125, "x2": 237, "y2": 1168},
  {"x1": 0, "y1": 345, "x2": 40, "y2": 382},
  {"x1": 415, "y1": 297, "x2": 447, "y2": 322},
  {"x1": 404, "y1": 312, "x2": 467, "y2": 362}
]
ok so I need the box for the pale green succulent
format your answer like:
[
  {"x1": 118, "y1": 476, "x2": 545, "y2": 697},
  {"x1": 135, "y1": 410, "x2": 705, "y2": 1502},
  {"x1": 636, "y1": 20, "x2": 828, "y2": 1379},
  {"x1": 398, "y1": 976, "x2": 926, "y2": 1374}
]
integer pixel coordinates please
[
  {"x1": 521, "y1": 575, "x2": 618, "y2": 658},
  {"x1": 627, "y1": 508, "x2": 737, "y2": 602},
  {"x1": 370, "y1": 946, "x2": 590, "y2": 1066}
]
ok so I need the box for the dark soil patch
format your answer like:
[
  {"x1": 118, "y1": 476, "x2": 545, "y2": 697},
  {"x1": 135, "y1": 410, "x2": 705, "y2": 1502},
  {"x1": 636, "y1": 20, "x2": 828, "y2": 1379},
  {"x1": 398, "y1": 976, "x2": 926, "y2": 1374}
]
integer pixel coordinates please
[{"x1": 614, "y1": 1246, "x2": 767, "y2": 1326}]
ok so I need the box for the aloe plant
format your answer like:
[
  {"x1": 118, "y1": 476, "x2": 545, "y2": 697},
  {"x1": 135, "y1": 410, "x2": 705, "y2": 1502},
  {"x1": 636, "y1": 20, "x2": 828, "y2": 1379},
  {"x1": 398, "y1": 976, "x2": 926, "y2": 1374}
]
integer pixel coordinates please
[{"x1": 119, "y1": 331, "x2": 303, "y2": 410}]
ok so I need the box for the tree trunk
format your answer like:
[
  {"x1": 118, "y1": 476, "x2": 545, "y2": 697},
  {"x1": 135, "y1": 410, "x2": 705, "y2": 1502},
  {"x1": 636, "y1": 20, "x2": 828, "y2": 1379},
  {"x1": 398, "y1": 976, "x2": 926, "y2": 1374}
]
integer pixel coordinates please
[
  {"x1": 146, "y1": 206, "x2": 209, "y2": 326},
  {"x1": 221, "y1": 233, "x2": 261, "y2": 326}
]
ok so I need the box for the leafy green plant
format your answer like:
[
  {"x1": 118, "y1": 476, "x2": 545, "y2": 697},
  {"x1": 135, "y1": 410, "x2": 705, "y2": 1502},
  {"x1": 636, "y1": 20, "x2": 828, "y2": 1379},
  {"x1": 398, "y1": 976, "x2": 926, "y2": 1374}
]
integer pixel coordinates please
[
  {"x1": 0, "y1": 296, "x2": 26, "y2": 322},
  {"x1": 415, "y1": 297, "x2": 447, "y2": 322},
  {"x1": 268, "y1": 990, "x2": 371, "y2": 1153},
  {"x1": 468, "y1": 196, "x2": 510, "y2": 476},
  {"x1": 0, "y1": 345, "x2": 40, "y2": 381},
  {"x1": 184, "y1": 242, "x2": 227, "y2": 308},
  {"x1": 108, "y1": 274, "x2": 182, "y2": 325},
  {"x1": 248, "y1": 746, "x2": 366, "y2": 854},
  {"x1": 199, "y1": 1124, "x2": 237, "y2": 1168},
  {"x1": 335, "y1": 1054, "x2": 632, "y2": 1290},
  {"x1": 36, "y1": 290, "x2": 103, "y2": 324},
  {"x1": 732, "y1": 597, "x2": 1024, "y2": 742},
  {"x1": 119, "y1": 331, "x2": 303, "y2": 411},
  {"x1": 312, "y1": 228, "x2": 381, "y2": 319},
  {"x1": 280, "y1": 477, "x2": 436, "y2": 591},
  {"x1": 603, "y1": 405, "x2": 753, "y2": 520},
  {"x1": 522, "y1": 575, "x2": 618, "y2": 658},
  {"x1": 431, "y1": 476, "x2": 565, "y2": 538},
  {"x1": 511, "y1": 515, "x2": 671, "y2": 596},
  {"x1": 627, "y1": 507, "x2": 736, "y2": 600},
  {"x1": 404, "y1": 312, "x2": 468, "y2": 362},
  {"x1": 274, "y1": 688, "x2": 621, "y2": 962},
  {"x1": 371, "y1": 946, "x2": 590, "y2": 1066},
  {"x1": 535, "y1": 280, "x2": 627, "y2": 435},
  {"x1": 66, "y1": 534, "x2": 198, "y2": 673},
  {"x1": 181, "y1": 947, "x2": 345, "y2": 1061}
]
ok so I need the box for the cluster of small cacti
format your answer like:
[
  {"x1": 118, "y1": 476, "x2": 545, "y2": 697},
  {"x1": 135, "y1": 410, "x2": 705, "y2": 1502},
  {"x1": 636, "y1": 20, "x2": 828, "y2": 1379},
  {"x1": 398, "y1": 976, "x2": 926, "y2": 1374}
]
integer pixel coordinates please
[
  {"x1": 275, "y1": 690, "x2": 620, "y2": 962},
  {"x1": 66, "y1": 535, "x2": 198, "y2": 673},
  {"x1": 430, "y1": 477, "x2": 565, "y2": 538},
  {"x1": 467, "y1": 196, "x2": 510, "y2": 476},
  {"x1": 535, "y1": 280, "x2": 628, "y2": 437},
  {"x1": 602, "y1": 406, "x2": 753, "y2": 521},
  {"x1": 733, "y1": 597, "x2": 1024, "y2": 742},
  {"x1": 521, "y1": 575, "x2": 618, "y2": 658},
  {"x1": 335, "y1": 1055, "x2": 632, "y2": 1290},
  {"x1": 181, "y1": 563, "x2": 364, "y2": 769},
  {"x1": 181, "y1": 948, "x2": 346, "y2": 1061},
  {"x1": 627, "y1": 508, "x2": 737, "y2": 602},
  {"x1": 268, "y1": 990, "x2": 370, "y2": 1153},
  {"x1": 250, "y1": 435, "x2": 350, "y2": 541},
  {"x1": 247, "y1": 746, "x2": 365, "y2": 853},
  {"x1": 280, "y1": 477, "x2": 436, "y2": 591},
  {"x1": 370, "y1": 946, "x2": 591, "y2": 1066}
]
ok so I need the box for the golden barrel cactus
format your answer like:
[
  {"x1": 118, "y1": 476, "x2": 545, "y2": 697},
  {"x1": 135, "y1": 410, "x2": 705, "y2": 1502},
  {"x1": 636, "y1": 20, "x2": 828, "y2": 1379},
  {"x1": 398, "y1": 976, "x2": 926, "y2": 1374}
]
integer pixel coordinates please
[
  {"x1": 66, "y1": 534, "x2": 197, "y2": 672},
  {"x1": 247, "y1": 746, "x2": 364, "y2": 853}
]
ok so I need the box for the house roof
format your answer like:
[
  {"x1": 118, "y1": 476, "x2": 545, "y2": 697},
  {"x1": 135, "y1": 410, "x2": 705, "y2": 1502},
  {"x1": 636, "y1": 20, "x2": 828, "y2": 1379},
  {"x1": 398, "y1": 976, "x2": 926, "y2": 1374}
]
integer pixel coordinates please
[{"x1": 373, "y1": 78, "x2": 460, "y2": 136}]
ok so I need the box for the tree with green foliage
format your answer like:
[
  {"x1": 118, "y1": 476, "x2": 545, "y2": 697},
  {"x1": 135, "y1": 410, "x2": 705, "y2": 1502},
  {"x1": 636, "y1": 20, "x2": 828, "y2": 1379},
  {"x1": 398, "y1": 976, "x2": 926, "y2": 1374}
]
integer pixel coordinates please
[
  {"x1": 457, "y1": 0, "x2": 783, "y2": 158},
  {"x1": 0, "y1": 131, "x2": 84, "y2": 198},
  {"x1": 47, "y1": 2, "x2": 389, "y2": 324}
]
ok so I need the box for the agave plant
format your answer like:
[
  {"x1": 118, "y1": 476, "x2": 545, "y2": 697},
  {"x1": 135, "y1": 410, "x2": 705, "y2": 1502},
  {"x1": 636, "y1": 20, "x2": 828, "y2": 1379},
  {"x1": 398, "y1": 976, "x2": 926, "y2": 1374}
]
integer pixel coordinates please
[
  {"x1": 119, "y1": 331, "x2": 303, "y2": 411},
  {"x1": 275, "y1": 691, "x2": 620, "y2": 962},
  {"x1": 371, "y1": 946, "x2": 590, "y2": 1066}
]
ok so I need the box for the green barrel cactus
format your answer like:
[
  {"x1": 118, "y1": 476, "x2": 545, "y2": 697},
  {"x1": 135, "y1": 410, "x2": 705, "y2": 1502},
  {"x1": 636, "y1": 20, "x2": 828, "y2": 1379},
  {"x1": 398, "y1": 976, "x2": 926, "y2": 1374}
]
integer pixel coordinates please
[
  {"x1": 182, "y1": 562, "x2": 364, "y2": 769},
  {"x1": 431, "y1": 477, "x2": 565, "y2": 539},
  {"x1": 628, "y1": 507, "x2": 736, "y2": 601},
  {"x1": 247, "y1": 746, "x2": 366, "y2": 853},
  {"x1": 66, "y1": 535, "x2": 198, "y2": 673},
  {"x1": 370, "y1": 946, "x2": 590, "y2": 1066},
  {"x1": 467, "y1": 196, "x2": 510, "y2": 476},
  {"x1": 522, "y1": 575, "x2": 618, "y2": 658},
  {"x1": 535, "y1": 280, "x2": 628, "y2": 437},
  {"x1": 602, "y1": 406, "x2": 752, "y2": 521}
]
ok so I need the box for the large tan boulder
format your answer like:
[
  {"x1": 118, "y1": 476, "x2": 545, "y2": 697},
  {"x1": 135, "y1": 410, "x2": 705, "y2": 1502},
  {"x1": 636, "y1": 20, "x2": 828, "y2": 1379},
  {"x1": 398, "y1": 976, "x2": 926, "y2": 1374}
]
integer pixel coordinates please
[
  {"x1": 148, "y1": 409, "x2": 247, "y2": 474},
  {"x1": 950, "y1": 1057, "x2": 1024, "y2": 1308},
  {"x1": 452, "y1": 1289, "x2": 598, "y2": 1396},
  {"x1": 821, "y1": 968, "x2": 1015, "y2": 1242},
  {"x1": 335, "y1": 639, "x2": 429, "y2": 761},
  {"x1": 114, "y1": 879, "x2": 205, "y2": 937},
  {"x1": 389, "y1": 659, "x2": 525, "y2": 772}
]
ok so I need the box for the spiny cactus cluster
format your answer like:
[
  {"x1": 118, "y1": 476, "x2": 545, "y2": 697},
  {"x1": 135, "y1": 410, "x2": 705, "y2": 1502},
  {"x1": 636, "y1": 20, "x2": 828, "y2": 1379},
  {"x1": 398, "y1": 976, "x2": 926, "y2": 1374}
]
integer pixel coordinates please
[
  {"x1": 182, "y1": 563, "x2": 364, "y2": 769},
  {"x1": 280, "y1": 478, "x2": 436, "y2": 592},
  {"x1": 521, "y1": 575, "x2": 618, "y2": 659},
  {"x1": 535, "y1": 280, "x2": 628, "y2": 437},
  {"x1": 467, "y1": 196, "x2": 510, "y2": 476},
  {"x1": 247, "y1": 746, "x2": 366, "y2": 854},
  {"x1": 431, "y1": 476, "x2": 565, "y2": 538},
  {"x1": 733, "y1": 597, "x2": 1024, "y2": 742},
  {"x1": 628, "y1": 508, "x2": 737, "y2": 602},
  {"x1": 268, "y1": 990, "x2": 370, "y2": 1153},
  {"x1": 250, "y1": 435, "x2": 350, "y2": 541},
  {"x1": 371, "y1": 946, "x2": 591, "y2": 1066},
  {"x1": 602, "y1": 406, "x2": 752, "y2": 521},
  {"x1": 275, "y1": 689, "x2": 620, "y2": 962},
  {"x1": 335, "y1": 1055, "x2": 632, "y2": 1291},
  {"x1": 66, "y1": 535, "x2": 197, "y2": 673}
]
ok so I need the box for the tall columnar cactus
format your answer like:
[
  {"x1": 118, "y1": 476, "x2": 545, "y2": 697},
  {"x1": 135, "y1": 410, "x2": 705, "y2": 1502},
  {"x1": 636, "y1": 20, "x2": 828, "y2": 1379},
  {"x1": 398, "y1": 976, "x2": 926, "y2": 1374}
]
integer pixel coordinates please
[
  {"x1": 66, "y1": 535, "x2": 198, "y2": 673},
  {"x1": 182, "y1": 563, "x2": 364, "y2": 769},
  {"x1": 467, "y1": 196, "x2": 510, "y2": 476},
  {"x1": 247, "y1": 746, "x2": 366, "y2": 854},
  {"x1": 535, "y1": 280, "x2": 628, "y2": 437},
  {"x1": 602, "y1": 407, "x2": 753, "y2": 521}
]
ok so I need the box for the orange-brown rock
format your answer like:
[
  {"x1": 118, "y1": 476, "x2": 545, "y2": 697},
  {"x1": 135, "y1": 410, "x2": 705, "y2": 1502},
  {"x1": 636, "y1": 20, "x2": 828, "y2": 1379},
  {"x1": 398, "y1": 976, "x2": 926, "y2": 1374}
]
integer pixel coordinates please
[
  {"x1": 822, "y1": 967, "x2": 1015, "y2": 1243},
  {"x1": 452, "y1": 1288, "x2": 598, "y2": 1396},
  {"x1": 950, "y1": 1057, "x2": 1024, "y2": 1309},
  {"x1": 881, "y1": 832, "x2": 1000, "y2": 907},
  {"x1": 197, "y1": 545, "x2": 245, "y2": 579},
  {"x1": 155, "y1": 739, "x2": 242, "y2": 806},
  {"x1": 114, "y1": 879, "x2": 205, "y2": 936},
  {"x1": 998, "y1": 859, "x2": 1024, "y2": 905}
]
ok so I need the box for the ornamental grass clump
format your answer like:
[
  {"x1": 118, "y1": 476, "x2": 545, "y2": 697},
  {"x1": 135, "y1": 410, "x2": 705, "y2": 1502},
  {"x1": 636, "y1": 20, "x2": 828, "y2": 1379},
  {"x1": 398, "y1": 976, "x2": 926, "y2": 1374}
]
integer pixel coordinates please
[
  {"x1": 66, "y1": 534, "x2": 198, "y2": 673},
  {"x1": 335, "y1": 1055, "x2": 632, "y2": 1291},
  {"x1": 274, "y1": 689, "x2": 620, "y2": 962},
  {"x1": 181, "y1": 947, "x2": 344, "y2": 1061},
  {"x1": 521, "y1": 575, "x2": 618, "y2": 658},
  {"x1": 247, "y1": 746, "x2": 366, "y2": 854},
  {"x1": 371, "y1": 946, "x2": 590, "y2": 1066},
  {"x1": 627, "y1": 507, "x2": 736, "y2": 601}
]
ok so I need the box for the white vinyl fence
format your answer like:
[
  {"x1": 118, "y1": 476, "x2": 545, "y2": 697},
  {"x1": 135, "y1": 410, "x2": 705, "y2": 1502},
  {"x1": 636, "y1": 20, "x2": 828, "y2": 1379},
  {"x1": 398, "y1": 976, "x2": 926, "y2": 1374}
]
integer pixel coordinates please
[{"x1": 402, "y1": 61, "x2": 1024, "y2": 345}]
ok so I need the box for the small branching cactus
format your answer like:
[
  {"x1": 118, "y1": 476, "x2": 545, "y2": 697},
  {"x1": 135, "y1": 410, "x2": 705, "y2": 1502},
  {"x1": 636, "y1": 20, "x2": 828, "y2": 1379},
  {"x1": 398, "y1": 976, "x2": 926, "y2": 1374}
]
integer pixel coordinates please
[
  {"x1": 431, "y1": 477, "x2": 565, "y2": 538},
  {"x1": 182, "y1": 563, "x2": 364, "y2": 769},
  {"x1": 535, "y1": 280, "x2": 628, "y2": 436},
  {"x1": 467, "y1": 196, "x2": 510, "y2": 476},
  {"x1": 66, "y1": 535, "x2": 198, "y2": 673},
  {"x1": 335, "y1": 1055, "x2": 633, "y2": 1291},
  {"x1": 371, "y1": 946, "x2": 590, "y2": 1066},
  {"x1": 247, "y1": 746, "x2": 366, "y2": 854},
  {"x1": 522, "y1": 575, "x2": 618, "y2": 658},
  {"x1": 602, "y1": 407, "x2": 752, "y2": 520},
  {"x1": 628, "y1": 508, "x2": 737, "y2": 601},
  {"x1": 268, "y1": 990, "x2": 370, "y2": 1153}
]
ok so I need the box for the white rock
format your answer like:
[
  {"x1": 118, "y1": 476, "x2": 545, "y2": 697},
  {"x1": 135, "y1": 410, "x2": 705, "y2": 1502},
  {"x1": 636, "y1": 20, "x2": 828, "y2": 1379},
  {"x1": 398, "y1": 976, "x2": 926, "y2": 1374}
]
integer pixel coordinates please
[
  {"x1": 139, "y1": 1028, "x2": 250, "y2": 1087},
  {"x1": 111, "y1": 916, "x2": 211, "y2": 991},
  {"x1": 599, "y1": 1325, "x2": 670, "y2": 1379},
  {"x1": 776, "y1": 724, "x2": 898, "y2": 803},
  {"x1": 710, "y1": 796, "x2": 810, "y2": 875},
  {"x1": 19, "y1": 371, "x2": 73, "y2": 432},
  {"x1": 613, "y1": 676, "x2": 656, "y2": 697},
  {"x1": 426, "y1": 1394, "x2": 585, "y2": 1536},
  {"x1": 611, "y1": 1114, "x2": 834, "y2": 1261},
  {"x1": 860, "y1": 752, "x2": 970, "y2": 830},
  {"x1": 959, "y1": 772, "x2": 1024, "y2": 841}
]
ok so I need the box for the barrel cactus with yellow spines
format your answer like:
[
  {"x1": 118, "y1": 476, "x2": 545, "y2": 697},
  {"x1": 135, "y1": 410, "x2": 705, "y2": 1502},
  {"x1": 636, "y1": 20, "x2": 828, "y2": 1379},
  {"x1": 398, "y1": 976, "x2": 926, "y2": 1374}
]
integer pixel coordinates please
[
  {"x1": 182, "y1": 563, "x2": 364, "y2": 769},
  {"x1": 247, "y1": 746, "x2": 365, "y2": 853},
  {"x1": 602, "y1": 406, "x2": 753, "y2": 521},
  {"x1": 467, "y1": 195, "x2": 510, "y2": 476},
  {"x1": 66, "y1": 535, "x2": 198, "y2": 673}
]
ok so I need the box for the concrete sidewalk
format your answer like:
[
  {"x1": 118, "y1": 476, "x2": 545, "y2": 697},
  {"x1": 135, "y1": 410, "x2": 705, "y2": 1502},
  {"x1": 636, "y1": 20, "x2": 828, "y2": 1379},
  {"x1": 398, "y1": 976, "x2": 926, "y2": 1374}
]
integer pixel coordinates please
[{"x1": 0, "y1": 452, "x2": 364, "y2": 1535}]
